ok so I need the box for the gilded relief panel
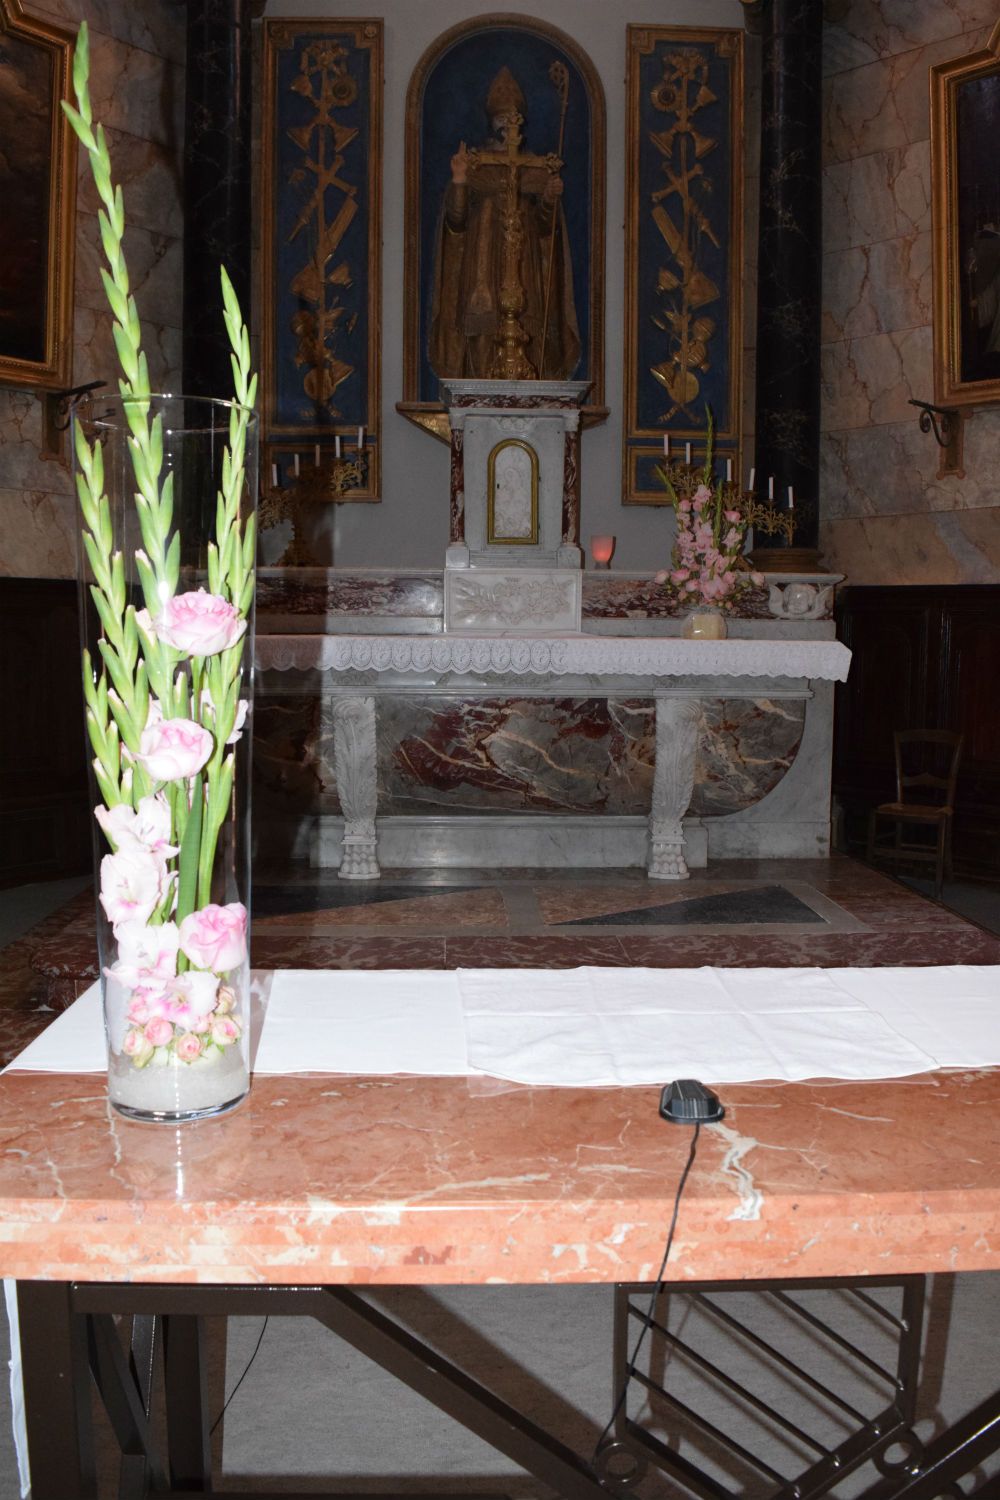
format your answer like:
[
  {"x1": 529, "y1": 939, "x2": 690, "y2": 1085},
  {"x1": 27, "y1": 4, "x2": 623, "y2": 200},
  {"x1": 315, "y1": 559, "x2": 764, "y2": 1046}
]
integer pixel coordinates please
[
  {"x1": 623, "y1": 25, "x2": 743, "y2": 503},
  {"x1": 261, "y1": 20, "x2": 382, "y2": 497}
]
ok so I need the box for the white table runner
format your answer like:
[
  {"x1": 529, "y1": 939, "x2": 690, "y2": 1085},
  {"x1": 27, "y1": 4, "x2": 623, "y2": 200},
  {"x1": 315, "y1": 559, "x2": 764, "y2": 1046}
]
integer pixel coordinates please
[{"x1": 7, "y1": 965, "x2": 1000, "y2": 1086}]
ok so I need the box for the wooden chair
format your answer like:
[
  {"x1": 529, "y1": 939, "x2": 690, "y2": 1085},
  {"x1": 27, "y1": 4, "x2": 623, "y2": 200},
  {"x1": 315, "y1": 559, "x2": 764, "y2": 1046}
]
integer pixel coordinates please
[{"x1": 866, "y1": 729, "x2": 963, "y2": 898}]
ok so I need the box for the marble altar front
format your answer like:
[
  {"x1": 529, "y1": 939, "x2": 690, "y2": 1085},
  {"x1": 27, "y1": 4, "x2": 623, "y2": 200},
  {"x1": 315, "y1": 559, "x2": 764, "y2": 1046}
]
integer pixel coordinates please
[{"x1": 255, "y1": 624, "x2": 850, "y2": 880}]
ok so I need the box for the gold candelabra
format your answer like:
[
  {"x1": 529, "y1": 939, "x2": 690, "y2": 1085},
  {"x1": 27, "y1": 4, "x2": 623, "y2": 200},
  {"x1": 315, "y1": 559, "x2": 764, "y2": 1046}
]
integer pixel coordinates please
[
  {"x1": 658, "y1": 455, "x2": 807, "y2": 551},
  {"x1": 259, "y1": 451, "x2": 368, "y2": 567}
]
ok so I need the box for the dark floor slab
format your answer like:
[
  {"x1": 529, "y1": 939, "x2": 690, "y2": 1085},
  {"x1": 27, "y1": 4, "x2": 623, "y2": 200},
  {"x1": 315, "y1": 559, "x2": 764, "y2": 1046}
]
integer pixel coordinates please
[
  {"x1": 620, "y1": 929, "x2": 1000, "y2": 969},
  {"x1": 445, "y1": 936, "x2": 631, "y2": 968},
  {"x1": 253, "y1": 882, "x2": 479, "y2": 917},
  {"x1": 252, "y1": 936, "x2": 448, "y2": 970},
  {"x1": 557, "y1": 883, "x2": 823, "y2": 929}
]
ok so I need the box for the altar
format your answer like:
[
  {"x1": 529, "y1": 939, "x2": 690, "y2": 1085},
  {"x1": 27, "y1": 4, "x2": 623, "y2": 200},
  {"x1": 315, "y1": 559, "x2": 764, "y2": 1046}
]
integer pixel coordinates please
[{"x1": 255, "y1": 625, "x2": 850, "y2": 880}]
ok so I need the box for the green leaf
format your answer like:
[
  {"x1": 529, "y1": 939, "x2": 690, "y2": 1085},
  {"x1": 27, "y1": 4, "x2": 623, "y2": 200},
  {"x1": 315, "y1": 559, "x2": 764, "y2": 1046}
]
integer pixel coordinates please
[
  {"x1": 61, "y1": 100, "x2": 96, "y2": 152},
  {"x1": 165, "y1": 530, "x2": 181, "y2": 593},
  {"x1": 112, "y1": 322, "x2": 139, "y2": 387},
  {"x1": 175, "y1": 774, "x2": 203, "y2": 925}
]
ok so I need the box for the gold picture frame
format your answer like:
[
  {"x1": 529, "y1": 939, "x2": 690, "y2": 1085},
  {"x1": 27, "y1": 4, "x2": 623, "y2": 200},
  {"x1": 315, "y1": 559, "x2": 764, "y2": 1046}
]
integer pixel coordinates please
[
  {"x1": 0, "y1": 0, "x2": 76, "y2": 391},
  {"x1": 931, "y1": 20, "x2": 1000, "y2": 409},
  {"x1": 622, "y1": 25, "x2": 743, "y2": 504},
  {"x1": 486, "y1": 438, "x2": 539, "y2": 544},
  {"x1": 399, "y1": 13, "x2": 606, "y2": 443},
  {"x1": 260, "y1": 19, "x2": 383, "y2": 498}
]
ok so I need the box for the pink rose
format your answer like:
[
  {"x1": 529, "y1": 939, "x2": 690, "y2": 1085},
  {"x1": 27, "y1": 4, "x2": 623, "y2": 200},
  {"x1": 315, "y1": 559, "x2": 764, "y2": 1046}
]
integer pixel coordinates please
[
  {"x1": 100, "y1": 848, "x2": 169, "y2": 931},
  {"x1": 175, "y1": 1032, "x2": 203, "y2": 1063},
  {"x1": 143, "y1": 1016, "x2": 174, "y2": 1048},
  {"x1": 138, "y1": 717, "x2": 213, "y2": 782},
  {"x1": 677, "y1": 499, "x2": 692, "y2": 514},
  {"x1": 653, "y1": 569, "x2": 670, "y2": 584},
  {"x1": 694, "y1": 485, "x2": 712, "y2": 503},
  {"x1": 724, "y1": 509, "x2": 741, "y2": 524},
  {"x1": 162, "y1": 971, "x2": 219, "y2": 1027},
  {"x1": 670, "y1": 568, "x2": 690, "y2": 584},
  {"x1": 154, "y1": 589, "x2": 247, "y2": 657},
  {"x1": 108, "y1": 919, "x2": 179, "y2": 987},
  {"x1": 122, "y1": 1028, "x2": 154, "y2": 1066},
  {"x1": 210, "y1": 1015, "x2": 241, "y2": 1047},
  {"x1": 179, "y1": 902, "x2": 247, "y2": 974}
]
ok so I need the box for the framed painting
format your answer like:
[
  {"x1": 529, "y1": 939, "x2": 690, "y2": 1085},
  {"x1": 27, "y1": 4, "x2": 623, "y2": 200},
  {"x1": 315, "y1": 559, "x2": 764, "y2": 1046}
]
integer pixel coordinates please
[
  {"x1": 260, "y1": 19, "x2": 382, "y2": 500},
  {"x1": 0, "y1": 0, "x2": 75, "y2": 391},
  {"x1": 932, "y1": 21, "x2": 1000, "y2": 409},
  {"x1": 400, "y1": 14, "x2": 606, "y2": 442},
  {"x1": 622, "y1": 25, "x2": 743, "y2": 504}
]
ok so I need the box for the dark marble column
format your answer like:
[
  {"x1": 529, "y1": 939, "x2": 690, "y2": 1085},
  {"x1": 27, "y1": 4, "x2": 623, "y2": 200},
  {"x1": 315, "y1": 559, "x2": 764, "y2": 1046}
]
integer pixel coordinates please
[
  {"x1": 752, "y1": 0, "x2": 823, "y2": 556},
  {"x1": 182, "y1": 0, "x2": 253, "y2": 398}
]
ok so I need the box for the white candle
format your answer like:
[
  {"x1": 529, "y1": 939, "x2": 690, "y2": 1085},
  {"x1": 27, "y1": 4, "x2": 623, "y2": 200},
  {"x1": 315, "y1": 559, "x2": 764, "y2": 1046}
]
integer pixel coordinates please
[
  {"x1": 749, "y1": 466, "x2": 755, "y2": 491},
  {"x1": 768, "y1": 475, "x2": 774, "y2": 500},
  {"x1": 726, "y1": 458, "x2": 733, "y2": 482},
  {"x1": 663, "y1": 433, "x2": 670, "y2": 457},
  {"x1": 788, "y1": 485, "x2": 795, "y2": 509},
  {"x1": 357, "y1": 426, "x2": 364, "y2": 449},
  {"x1": 270, "y1": 462, "x2": 278, "y2": 488},
  {"x1": 335, "y1": 435, "x2": 342, "y2": 459},
  {"x1": 314, "y1": 444, "x2": 321, "y2": 467},
  {"x1": 293, "y1": 452, "x2": 300, "y2": 477},
  {"x1": 685, "y1": 441, "x2": 692, "y2": 465}
]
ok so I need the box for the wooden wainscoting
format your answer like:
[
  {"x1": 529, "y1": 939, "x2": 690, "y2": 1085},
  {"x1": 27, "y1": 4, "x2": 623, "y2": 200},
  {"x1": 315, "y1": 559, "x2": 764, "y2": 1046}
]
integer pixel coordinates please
[
  {"x1": 834, "y1": 585, "x2": 1000, "y2": 878},
  {"x1": 0, "y1": 578, "x2": 91, "y2": 886}
]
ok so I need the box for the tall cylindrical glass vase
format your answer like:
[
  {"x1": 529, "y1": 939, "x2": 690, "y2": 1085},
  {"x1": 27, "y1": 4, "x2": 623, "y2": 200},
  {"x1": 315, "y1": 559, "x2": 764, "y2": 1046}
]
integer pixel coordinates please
[{"x1": 74, "y1": 394, "x2": 258, "y2": 1122}]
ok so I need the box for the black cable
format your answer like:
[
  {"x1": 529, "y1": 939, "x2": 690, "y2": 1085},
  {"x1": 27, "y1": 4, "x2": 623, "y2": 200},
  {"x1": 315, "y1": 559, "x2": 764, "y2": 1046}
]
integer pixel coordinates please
[
  {"x1": 210, "y1": 1315, "x2": 270, "y2": 1436},
  {"x1": 593, "y1": 1121, "x2": 701, "y2": 1465}
]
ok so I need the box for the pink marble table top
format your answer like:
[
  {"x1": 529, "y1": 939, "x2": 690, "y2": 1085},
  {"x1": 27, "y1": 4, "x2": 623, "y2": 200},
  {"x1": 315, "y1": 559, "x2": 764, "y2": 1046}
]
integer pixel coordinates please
[{"x1": 0, "y1": 1066, "x2": 997, "y2": 1286}]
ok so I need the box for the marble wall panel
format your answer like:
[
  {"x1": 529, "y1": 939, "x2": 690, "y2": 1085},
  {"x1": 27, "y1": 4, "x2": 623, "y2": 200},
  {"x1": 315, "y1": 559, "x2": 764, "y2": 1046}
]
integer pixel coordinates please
[
  {"x1": 0, "y1": 2, "x2": 184, "y2": 582},
  {"x1": 821, "y1": 326, "x2": 932, "y2": 431},
  {"x1": 822, "y1": 143, "x2": 930, "y2": 253},
  {"x1": 823, "y1": 28, "x2": 992, "y2": 166},
  {"x1": 0, "y1": 490, "x2": 77, "y2": 579},
  {"x1": 270, "y1": 695, "x2": 806, "y2": 822},
  {"x1": 820, "y1": 10, "x2": 1000, "y2": 584},
  {"x1": 822, "y1": 233, "x2": 932, "y2": 342},
  {"x1": 821, "y1": 509, "x2": 1000, "y2": 585},
  {"x1": 823, "y1": 0, "x2": 997, "y2": 76}
]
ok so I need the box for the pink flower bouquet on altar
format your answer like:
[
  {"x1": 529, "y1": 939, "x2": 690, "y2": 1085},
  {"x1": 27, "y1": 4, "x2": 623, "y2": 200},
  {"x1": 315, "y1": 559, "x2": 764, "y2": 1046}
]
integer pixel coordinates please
[
  {"x1": 64, "y1": 25, "x2": 258, "y2": 1120},
  {"x1": 655, "y1": 414, "x2": 764, "y2": 612}
]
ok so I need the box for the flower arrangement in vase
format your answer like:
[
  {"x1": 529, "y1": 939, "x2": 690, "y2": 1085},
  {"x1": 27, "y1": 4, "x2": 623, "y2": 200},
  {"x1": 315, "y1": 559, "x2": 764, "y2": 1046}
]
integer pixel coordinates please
[
  {"x1": 64, "y1": 25, "x2": 259, "y2": 1120},
  {"x1": 654, "y1": 415, "x2": 764, "y2": 635}
]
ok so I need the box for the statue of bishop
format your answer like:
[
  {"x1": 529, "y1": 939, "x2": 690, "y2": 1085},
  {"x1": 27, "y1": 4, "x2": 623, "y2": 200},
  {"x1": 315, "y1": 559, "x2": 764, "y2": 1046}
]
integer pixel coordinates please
[{"x1": 429, "y1": 66, "x2": 581, "y2": 382}]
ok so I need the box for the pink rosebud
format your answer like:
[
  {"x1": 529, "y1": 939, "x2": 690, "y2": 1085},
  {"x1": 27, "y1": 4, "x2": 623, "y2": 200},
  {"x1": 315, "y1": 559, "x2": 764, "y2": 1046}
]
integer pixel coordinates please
[
  {"x1": 175, "y1": 1032, "x2": 203, "y2": 1063},
  {"x1": 121, "y1": 1028, "x2": 154, "y2": 1066},
  {"x1": 215, "y1": 985, "x2": 237, "y2": 1016},
  {"x1": 179, "y1": 903, "x2": 247, "y2": 974},
  {"x1": 677, "y1": 499, "x2": 692, "y2": 514},
  {"x1": 201, "y1": 691, "x2": 250, "y2": 745},
  {"x1": 100, "y1": 848, "x2": 169, "y2": 931},
  {"x1": 724, "y1": 509, "x2": 741, "y2": 524},
  {"x1": 653, "y1": 568, "x2": 670, "y2": 584},
  {"x1": 143, "y1": 1016, "x2": 174, "y2": 1048},
  {"x1": 210, "y1": 1015, "x2": 241, "y2": 1047},
  {"x1": 154, "y1": 589, "x2": 247, "y2": 657},
  {"x1": 670, "y1": 568, "x2": 690, "y2": 583},
  {"x1": 138, "y1": 717, "x2": 213, "y2": 782},
  {"x1": 751, "y1": 571, "x2": 765, "y2": 587}
]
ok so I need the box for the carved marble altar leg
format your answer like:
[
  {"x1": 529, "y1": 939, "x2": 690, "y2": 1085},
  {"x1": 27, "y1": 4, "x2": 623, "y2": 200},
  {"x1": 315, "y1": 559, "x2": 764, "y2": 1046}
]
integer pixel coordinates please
[
  {"x1": 332, "y1": 696, "x2": 380, "y2": 880},
  {"x1": 649, "y1": 697, "x2": 701, "y2": 880}
]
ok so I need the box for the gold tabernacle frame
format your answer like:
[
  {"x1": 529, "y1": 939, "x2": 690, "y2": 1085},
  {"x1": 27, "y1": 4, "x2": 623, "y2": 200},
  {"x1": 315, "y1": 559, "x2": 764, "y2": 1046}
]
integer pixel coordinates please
[
  {"x1": 931, "y1": 20, "x2": 1000, "y2": 410},
  {"x1": 486, "y1": 438, "x2": 539, "y2": 544},
  {"x1": 260, "y1": 19, "x2": 383, "y2": 499},
  {"x1": 622, "y1": 25, "x2": 743, "y2": 505},
  {"x1": 398, "y1": 13, "x2": 607, "y2": 443},
  {"x1": 0, "y1": 0, "x2": 76, "y2": 391}
]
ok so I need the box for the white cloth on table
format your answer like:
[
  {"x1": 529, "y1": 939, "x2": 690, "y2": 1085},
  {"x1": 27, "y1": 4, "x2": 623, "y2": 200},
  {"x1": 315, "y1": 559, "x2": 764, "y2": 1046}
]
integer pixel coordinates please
[{"x1": 7, "y1": 965, "x2": 1000, "y2": 1086}]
